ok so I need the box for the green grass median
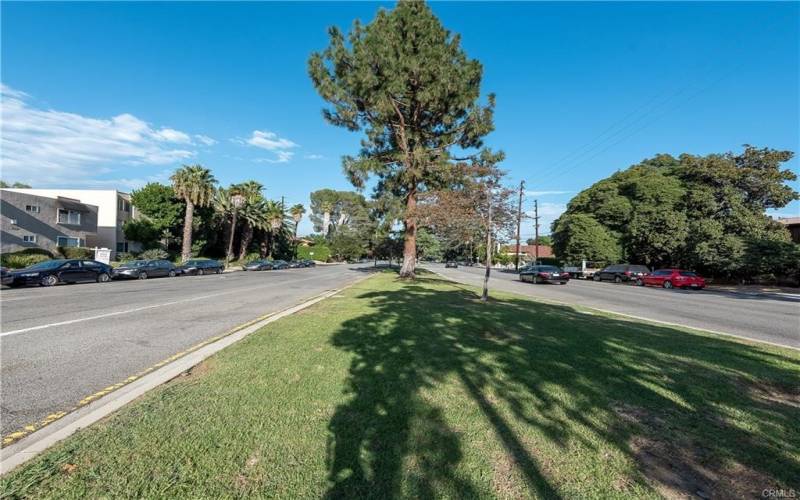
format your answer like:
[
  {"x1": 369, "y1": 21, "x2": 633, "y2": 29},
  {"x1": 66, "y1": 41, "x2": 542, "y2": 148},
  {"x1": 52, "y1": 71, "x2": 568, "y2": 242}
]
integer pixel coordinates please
[{"x1": 2, "y1": 270, "x2": 798, "y2": 498}]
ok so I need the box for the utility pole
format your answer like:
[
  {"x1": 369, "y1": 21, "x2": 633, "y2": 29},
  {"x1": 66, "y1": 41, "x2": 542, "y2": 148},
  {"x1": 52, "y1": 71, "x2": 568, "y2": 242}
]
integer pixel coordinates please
[
  {"x1": 533, "y1": 199, "x2": 540, "y2": 265},
  {"x1": 514, "y1": 180, "x2": 525, "y2": 271}
]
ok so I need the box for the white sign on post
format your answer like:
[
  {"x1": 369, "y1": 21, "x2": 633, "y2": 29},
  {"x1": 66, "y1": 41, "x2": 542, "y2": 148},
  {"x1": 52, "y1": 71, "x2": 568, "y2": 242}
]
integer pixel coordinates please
[{"x1": 94, "y1": 247, "x2": 111, "y2": 264}]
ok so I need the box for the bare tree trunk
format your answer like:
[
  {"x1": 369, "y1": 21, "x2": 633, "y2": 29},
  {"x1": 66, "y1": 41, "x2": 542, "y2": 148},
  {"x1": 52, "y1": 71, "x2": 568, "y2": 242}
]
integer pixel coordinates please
[
  {"x1": 322, "y1": 212, "x2": 331, "y2": 238},
  {"x1": 259, "y1": 237, "x2": 267, "y2": 259},
  {"x1": 181, "y1": 200, "x2": 194, "y2": 261},
  {"x1": 482, "y1": 194, "x2": 493, "y2": 302},
  {"x1": 226, "y1": 210, "x2": 238, "y2": 263},
  {"x1": 239, "y1": 224, "x2": 253, "y2": 261},
  {"x1": 399, "y1": 189, "x2": 417, "y2": 278}
]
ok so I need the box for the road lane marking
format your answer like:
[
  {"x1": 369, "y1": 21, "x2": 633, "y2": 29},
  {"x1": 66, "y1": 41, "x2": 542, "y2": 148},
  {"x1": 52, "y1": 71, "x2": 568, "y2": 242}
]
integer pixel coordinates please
[
  {"x1": 0, "y1": 271, "x2": 375, "y2": 471},
  {"x1": 0, "y1": 269, "x2": 348, "y2": 338}
]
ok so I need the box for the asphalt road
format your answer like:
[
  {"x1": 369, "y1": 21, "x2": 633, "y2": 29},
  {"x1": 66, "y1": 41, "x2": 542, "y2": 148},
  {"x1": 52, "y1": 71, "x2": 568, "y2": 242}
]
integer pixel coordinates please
[
  {"x1": 0, "y1": 264, "x2": 371, "y2": 436},
  {"x1": 425, "y1": 263, "x2": 800, "y2": 350}
]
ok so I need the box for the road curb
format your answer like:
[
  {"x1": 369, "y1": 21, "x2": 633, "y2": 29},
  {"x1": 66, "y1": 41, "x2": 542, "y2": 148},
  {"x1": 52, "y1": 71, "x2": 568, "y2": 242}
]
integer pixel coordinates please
[
  {"x1": 0, "y1": 270, "x2": 377, "y2": 476},
  {"x1": 424, "y1": 267, "x2": 800, "y2": 352}
]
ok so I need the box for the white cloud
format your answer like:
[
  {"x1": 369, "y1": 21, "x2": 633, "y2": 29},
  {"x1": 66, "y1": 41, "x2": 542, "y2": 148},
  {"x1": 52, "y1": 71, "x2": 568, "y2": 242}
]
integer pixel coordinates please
[
  {"x1": 525, "y1": 190, "x2": 572, "y2": 197},
  {"x1": 304, "y1": 154, "x2": 324, "y2": 160},
  {"x1": 154, "y1": 128, "x2": 191, "y2": 143},
  {"x1": 241, "y1": 130, "x2": 298, "y2": 163},
  {"x1": 0, "y1": 84, "x2": 204, "y2": 186},
  {"x1": 253, "y1": 150, "x2": 294, "y2": 164},
  {"x1": 194, "y1": 134, "x2": 217, "y2": 146},
  {"x1": 246, "y1": 130, "x2": 298, "y2": 151}
]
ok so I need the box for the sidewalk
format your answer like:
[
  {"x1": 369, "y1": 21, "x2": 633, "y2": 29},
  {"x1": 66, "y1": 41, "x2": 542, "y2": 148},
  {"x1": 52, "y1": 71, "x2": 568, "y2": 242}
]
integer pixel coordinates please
[{"x1": 705, "y1": 283, "x2": 800, "y2": 297}]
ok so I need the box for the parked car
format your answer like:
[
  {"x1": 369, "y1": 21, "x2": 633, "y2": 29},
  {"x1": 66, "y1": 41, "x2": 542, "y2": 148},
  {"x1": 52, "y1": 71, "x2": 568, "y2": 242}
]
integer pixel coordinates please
[
  {"x1": 302, "y1": 259, "x2": 316, "y2": 267},
  {"x1": 638, "y1": 269, "x2": 706, "y2": 290},
  {"x1": 242, "y1": 259, "x2": 273, "y2": 271},
  {"x1": 179, "y1": 259, "x2": 225, "y2": 276},
  {"x1": 288, "y1": 260, "x2": 305, "y2": 268},
  {"x1": 1, "y1": 267, "x2": 15, "y2": 286},
  {"x1": 445, "y1": 261, "x2": 458, "y2": 268},
  {"x1": 271, "y1": 260, "x2": 289, "y2": 270},
  {"x1": 519, "y1": 265, "x2": 569, "y2": 285},
  {"x1": 113, "y1": 259, "x2": 177, "y2": 280},
  {"x1": 593, "y1": 264, "x2": 650, "y2": 283},
  {"x1": 9, "y1": 259, "x2": 113, "y2": 287}
]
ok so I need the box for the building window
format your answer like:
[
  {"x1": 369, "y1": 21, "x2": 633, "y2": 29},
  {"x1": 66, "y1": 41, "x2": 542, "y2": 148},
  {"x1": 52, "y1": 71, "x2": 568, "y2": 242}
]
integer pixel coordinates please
[
  {"x1": 118, "y1": 198, "x2": 130, "y2": 212},
  {"x1": 116, "y1": 242, "x2": 129, "y2": 252},
  {"x1": 9, "y1": 218, "x2": 18, "y2": 225},
  {"x1": 22, "y1": 235, "x2": 37, "y2": 243},
  {"x1": 57, "y1": 236, "x2": 81, "y2": 247},
  {"x1": 25, "y1": 205, "x2": 40, "y2": 213},
  {"x1": 57, "y1": 209, "x2": 81, "y2": 225}
]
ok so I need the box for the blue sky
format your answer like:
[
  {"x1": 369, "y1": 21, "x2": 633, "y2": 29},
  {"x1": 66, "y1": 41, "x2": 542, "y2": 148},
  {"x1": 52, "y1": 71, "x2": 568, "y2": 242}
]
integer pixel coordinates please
[{"x1": 2, "y1": 1, "x2": 798, "y2": 236}]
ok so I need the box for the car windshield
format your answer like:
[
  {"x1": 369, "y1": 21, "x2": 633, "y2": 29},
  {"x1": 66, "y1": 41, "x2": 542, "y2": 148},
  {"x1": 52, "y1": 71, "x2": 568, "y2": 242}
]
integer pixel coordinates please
[
  {"x1": 537, "y1": 266, "x2": 561, "y2": 272},
  {"x1": 24, "y1": 259, "x2": 68, "y2": 270}
]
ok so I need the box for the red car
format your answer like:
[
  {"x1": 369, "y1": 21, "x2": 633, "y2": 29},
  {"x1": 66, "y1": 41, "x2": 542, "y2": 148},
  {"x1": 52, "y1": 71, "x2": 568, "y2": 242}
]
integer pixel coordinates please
[{"x1": 638, "y1": 269, "x2": 706, "y2": 290}]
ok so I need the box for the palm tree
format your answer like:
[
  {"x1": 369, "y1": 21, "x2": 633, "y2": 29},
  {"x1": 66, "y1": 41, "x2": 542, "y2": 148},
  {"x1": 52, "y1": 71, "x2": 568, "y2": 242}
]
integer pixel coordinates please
[
  {"x1": 264, "y1": 201, "x2": 290, "y2": 259},
  {"x1": 289, "y1": 203, "x2": 305, "y2": 258},
  {"x1": 171, "y1": 165, "x2": 217, "y2": 261},
  {"x1": 238, "y1": 198, "x2": 268, "y2": 261}
]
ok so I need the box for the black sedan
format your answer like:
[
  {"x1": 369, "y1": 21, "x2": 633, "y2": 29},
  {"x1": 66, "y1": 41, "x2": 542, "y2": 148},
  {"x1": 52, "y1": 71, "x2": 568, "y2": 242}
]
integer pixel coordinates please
[
  {"x1": 113, "y1": 259, "x2": 177, "y2": 280},
  {"x1": 179, "y1": 259, "x2": 224, "y2": 276},
  {"x1": 242, "y1": 259, "x2": 273, "y2": 271},
  {"x1": 519, "y1": 265, "x2": 570, "y2": 285},
  {"x1": 271, "y1": 260, "x2": 289, "y2": 270},
  {"x1": 302, "y1": 259, "x2": 316, "y2": 267},
  {"x1": 8, "y1": 259, "x2": 113, "y2": 287}
]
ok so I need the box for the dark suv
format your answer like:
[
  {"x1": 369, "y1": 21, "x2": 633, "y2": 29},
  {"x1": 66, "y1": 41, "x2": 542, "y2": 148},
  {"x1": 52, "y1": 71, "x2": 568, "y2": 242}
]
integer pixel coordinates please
[
  {"x1": 179, "y1": 259, "x2": 225, "y2": 276},
  {"x1": 593, "y1": 264, "x2": 650, "y2": 283}
]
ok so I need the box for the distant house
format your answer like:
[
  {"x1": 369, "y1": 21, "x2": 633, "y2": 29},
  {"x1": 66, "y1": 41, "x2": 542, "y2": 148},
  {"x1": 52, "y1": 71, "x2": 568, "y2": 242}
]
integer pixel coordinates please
[
  {"x1": 777, "y1": 217, "x2": 800, "y2": 243},
  {"x1": 1, "y1": 189, "x2": 141, "y2": 256},
  {"x1": 501, "y1": 244, "x2": 554, "y2": 260},
  {"x1": 1, "y1": 190, "x2": 99, "y2": 254}
]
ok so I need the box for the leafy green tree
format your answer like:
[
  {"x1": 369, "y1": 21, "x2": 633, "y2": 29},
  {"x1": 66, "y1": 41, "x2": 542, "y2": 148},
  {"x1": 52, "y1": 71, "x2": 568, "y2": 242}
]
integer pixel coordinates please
[
  {"x1": 526, "y1": 235, "x2": 553, "y2": 246},
  {"x1": 171, "y1": 165, "x2": 217, "y2": 260},
  {"x1": 552, "y1": 213, "x2": 621, "y2": 264},
  {"x1": 122, "y1": 219, "x2": 161, "y2": 249},
  {"x1": 130, "y1": 183, "x2": 184, "y2": 234},
  {"x1": 309, "y1": 0, "x2": 496, "y2": 278},
  {"x1": 415, "y1": 228, "x2": 442, "y2": 261},
  {"x1": 0, "y1": 181, "x2": 32, "y2": 188}
]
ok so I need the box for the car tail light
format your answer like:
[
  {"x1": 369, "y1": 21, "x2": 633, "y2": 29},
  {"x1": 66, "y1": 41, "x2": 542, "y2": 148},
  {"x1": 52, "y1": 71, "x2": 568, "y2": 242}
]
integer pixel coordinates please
[{"x1": 624, "y1": 271, "x2": 631, "y2": 275}]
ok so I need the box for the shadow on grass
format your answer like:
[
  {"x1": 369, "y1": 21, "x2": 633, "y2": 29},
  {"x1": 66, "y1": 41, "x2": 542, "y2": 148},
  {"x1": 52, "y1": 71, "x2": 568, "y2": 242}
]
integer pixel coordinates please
[{"x1": 325, "y1": 272, "x2": 800, "y2": 498}]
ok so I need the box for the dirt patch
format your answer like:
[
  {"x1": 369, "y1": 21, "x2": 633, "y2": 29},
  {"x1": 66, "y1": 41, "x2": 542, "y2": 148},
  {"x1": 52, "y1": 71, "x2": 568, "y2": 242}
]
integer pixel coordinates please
[
  {"x1": 747, "y1": 379, "x2": 800, "y2": 409},
  {"x1": 181, "y1": 358, "x2": 216, "y2": 380},
  {"x1": 492, "y1": 452, "x2": 527, "y2": 500},
  {"x1": 614, "y1": 403, "x2": 778, "y2": 499}
]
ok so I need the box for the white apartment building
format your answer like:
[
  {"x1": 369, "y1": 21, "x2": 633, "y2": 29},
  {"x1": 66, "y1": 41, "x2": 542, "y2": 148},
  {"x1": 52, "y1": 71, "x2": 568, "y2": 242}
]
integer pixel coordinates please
[{"x1": 1, "y1": 189, "x2": 141, "y2": 255}]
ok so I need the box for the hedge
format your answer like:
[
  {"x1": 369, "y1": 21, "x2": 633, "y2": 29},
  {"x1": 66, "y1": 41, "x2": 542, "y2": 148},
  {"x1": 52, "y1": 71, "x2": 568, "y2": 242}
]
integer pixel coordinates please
[
  {"x1": 297, "y1": 244, "x2": 330, "y2": 262},
  {"x1": 1, "y1": 253, "x2": 50, "y2": 269}
]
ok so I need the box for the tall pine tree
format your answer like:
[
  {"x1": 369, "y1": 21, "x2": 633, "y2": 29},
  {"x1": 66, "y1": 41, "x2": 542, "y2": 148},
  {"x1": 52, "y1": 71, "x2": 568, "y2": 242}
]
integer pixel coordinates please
[{"x1": 308, "y1": 1, "x2": 496, "y2": 277}]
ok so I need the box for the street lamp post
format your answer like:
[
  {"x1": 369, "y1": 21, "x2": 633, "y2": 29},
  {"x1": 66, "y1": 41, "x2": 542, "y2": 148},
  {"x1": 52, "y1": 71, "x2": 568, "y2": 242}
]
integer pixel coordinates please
[{"x1": 226, "y1": 194, "x2": 245, "y2": 266}]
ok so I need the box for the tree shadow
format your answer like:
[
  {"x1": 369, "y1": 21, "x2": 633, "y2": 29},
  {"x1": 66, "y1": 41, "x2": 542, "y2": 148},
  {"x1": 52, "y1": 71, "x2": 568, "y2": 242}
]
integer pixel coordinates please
[{"x1": 325, "y1": 272, "x2": 800, "y2": 498}]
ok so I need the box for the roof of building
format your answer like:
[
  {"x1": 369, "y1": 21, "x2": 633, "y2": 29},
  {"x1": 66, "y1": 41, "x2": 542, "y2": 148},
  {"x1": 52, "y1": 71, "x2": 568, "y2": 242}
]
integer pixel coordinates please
[
  {"x1": 777, "y1": 217, "x2": 800, "y2": 226},
  {"x1": 501, "y1": 244, "x2": 554, "y2": 258}
]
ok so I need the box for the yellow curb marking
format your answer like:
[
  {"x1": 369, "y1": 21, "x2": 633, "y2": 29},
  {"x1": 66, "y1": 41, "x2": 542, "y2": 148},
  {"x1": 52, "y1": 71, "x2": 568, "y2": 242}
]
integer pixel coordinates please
[{"x1": 2, "y1": 308, "x2": 285, "y2": 447}]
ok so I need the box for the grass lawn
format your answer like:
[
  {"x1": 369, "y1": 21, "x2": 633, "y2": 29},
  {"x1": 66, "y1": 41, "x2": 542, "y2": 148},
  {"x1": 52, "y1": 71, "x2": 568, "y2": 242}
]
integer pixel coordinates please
[{"x1": 2, "y1": 271, "x2": 798, "y2": 499}]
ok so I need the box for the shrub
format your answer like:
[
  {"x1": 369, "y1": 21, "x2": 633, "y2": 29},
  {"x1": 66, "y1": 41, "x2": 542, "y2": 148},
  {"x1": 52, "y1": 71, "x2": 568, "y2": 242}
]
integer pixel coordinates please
[
  {"x1": 1, "y1": 253, "x2": 50, "y2": 269},
  {"x1": 139, "y1": 248, "x2": 169, "y2": 260},
  {"x1": 244, "y1": 252, "x2": 261, "y2": 263},
  {"x1": 57, "y1": 246, "x2": 94, "y2": 259},
  {"x1": 12, "y1": 248, "x2": 54, "y2": 257},
  {"x1": 297, "y1": 244, "x2": 330, "y2": 262},
  {"x1": 116, "y1": 252, "x2": 136, "y2": 262}
]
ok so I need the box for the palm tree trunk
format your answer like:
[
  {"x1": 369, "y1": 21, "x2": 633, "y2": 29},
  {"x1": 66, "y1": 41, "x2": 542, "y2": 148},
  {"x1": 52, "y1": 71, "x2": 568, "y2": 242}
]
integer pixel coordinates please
[
  {"x1": 267, "y1": 231, "x2": 274, "y2": 259},
  {"x1": 239, "y1": 224, "x2": 253, "y2": 261},
  {"x1": 226, "y1": 210, "x2": 238, "y2": 262},
  {"x1": 293, "y1": 222, "x2": 299, "y2": 259},
  {"x1": 181, "y1": 200, "x2": 194, "y2": 261}
]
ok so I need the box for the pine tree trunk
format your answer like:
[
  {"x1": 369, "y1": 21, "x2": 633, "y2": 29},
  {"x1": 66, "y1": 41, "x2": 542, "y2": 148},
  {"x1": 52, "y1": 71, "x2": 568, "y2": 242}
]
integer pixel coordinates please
[
  {"x1": 399, "y1": 190, "x2": 417, "y2": 278},
  {"x1": 181, "y1": 200, "x2": 194, "y2": 261},
  {"x1": 323, "y1": 212, "x2": 331, "y2": 238},
  {"x1": 239, "y1": 224, "x2": 253, "y2": 261}
]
